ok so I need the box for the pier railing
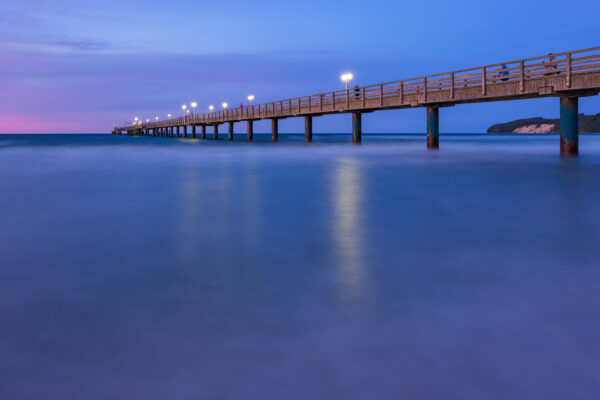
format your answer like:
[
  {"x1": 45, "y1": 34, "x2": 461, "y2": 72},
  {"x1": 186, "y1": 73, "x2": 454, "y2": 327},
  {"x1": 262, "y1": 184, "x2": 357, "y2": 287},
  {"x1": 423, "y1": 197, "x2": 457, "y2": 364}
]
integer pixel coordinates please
[{"x1": 124, "y1": 46, "x2": 600, "y2": 130}]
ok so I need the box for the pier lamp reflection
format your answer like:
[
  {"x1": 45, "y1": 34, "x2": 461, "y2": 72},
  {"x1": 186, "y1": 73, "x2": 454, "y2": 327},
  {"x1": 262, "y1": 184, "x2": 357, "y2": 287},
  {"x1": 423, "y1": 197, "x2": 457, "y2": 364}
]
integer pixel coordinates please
[{"x1": 333, "y1": 158, "x2": 367, "y2": 303}]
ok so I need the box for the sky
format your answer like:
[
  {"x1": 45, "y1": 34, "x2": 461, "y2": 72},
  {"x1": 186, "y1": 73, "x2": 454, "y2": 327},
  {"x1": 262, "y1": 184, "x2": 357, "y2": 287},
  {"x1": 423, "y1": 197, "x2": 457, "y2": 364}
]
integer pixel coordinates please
[{"x1": 1, "y1": 0, "x2": 599, "y2": 134}]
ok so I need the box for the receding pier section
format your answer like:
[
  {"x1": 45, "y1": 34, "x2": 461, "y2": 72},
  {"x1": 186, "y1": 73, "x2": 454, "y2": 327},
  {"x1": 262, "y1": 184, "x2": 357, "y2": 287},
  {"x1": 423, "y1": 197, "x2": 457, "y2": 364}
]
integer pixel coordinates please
[
  {"x1": 247, "y1": 120, "x2": 253, "y2": 141},
  {"x1": 117, "y1": 47, "x2": 600, "y2": 157},
  {"x1": 228, "y1": 122, "x2": 234, "y2": 141},
  {"x1": 427, "y1": 107, "x2": 439, "y2": 149},
  {"x1": 271, "y1": 119, "x2": 278, "y2": 142},
  {"x1": 560, "y1": 97, "x2": 578, "y2": 156},
  {"x1": 352, "y1": 112, "x2": 362, "y2": 144},
  {"x1": 305, "y1": 116, "x2": 312, "y2": 143}
]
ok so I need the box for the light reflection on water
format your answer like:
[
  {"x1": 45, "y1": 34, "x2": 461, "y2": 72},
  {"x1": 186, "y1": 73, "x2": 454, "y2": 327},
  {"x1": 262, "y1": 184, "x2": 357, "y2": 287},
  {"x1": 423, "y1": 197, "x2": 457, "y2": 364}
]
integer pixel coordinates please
[
  {"x1": 332, "y1": 158, "x2": 367, "y2": 304},
  {"x1": 0, "y1": 134, "x2": 599, "y2": 399}
]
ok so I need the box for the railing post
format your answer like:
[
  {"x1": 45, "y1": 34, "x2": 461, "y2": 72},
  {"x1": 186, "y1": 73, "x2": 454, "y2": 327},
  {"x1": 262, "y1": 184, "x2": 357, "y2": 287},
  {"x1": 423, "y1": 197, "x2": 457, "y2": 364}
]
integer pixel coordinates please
[
  {"x1": 332, "y1": 92, "x2": 336, "y2": 110},
  {"x1": 566, "y1": 53, "x2": 572, "y2": 88},
  {"x1": 399, "y1": 81, "x2": 404, "y2": 104},
  {"x1": 450, "y1": 73, "x2": 454, "y2": 99},
  {"x1": 362, "y1": 87, "x2": 366, "y2": 107},
  {"x1": 308, "y1": 96, "x2": 311, "y2": 112},
  {"x1": 320, "y1": 94, "x2": 323, "y2": 111},
  {"x1": 423, "y1": 77, "x2": 427, "y2": 102},
  {"x1": 482, "y1": 67, "x2": 486, "y2": 96},
  {"x1": 346, "y1": 89, "x2": 349, "y2": 108},
  {"x1": 519, "y1": 60, "x2": 525, "y2": 92},
  {"x1": 380, "y1": 84, "x2": 384, "y2": 106}
]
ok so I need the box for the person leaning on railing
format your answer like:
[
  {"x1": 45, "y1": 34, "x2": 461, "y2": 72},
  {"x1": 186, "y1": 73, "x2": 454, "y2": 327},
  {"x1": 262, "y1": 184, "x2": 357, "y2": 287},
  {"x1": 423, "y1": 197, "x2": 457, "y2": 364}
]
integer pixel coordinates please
[
  {"x1": 493, "y1": 64, "x2": 510, "y2": 82},
  {"x1": 543, "y1": 53, "x2": 559, "y2": 76}
]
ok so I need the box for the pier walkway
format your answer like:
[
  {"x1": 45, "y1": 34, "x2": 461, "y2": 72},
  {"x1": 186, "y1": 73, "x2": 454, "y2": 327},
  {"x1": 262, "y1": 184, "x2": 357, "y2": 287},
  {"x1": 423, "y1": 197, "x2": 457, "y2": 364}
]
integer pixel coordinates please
[{"x1": 115, "y1": 47, "x2": 600, "y2": 156}]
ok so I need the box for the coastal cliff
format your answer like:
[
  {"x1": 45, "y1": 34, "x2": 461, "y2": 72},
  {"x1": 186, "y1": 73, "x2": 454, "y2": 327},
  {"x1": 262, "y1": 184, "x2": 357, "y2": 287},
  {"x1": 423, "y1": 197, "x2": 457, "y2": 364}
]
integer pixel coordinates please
[{"x1": 487, "y1": 113, "x2": 600, "y2": 134}]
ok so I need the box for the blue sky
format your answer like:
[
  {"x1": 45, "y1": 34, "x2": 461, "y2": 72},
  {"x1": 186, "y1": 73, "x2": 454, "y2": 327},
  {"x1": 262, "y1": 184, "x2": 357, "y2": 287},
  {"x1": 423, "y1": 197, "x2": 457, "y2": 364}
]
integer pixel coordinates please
[{"x1": 1, "y1": 0, "x2": 599, "y2": 133}]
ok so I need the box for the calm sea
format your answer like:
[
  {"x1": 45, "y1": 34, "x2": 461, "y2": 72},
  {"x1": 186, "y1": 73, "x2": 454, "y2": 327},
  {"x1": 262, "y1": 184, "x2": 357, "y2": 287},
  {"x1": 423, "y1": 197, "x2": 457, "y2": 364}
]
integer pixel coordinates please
[{"x1": 1, "y1": 133, "x2": 599, "y2": 399}]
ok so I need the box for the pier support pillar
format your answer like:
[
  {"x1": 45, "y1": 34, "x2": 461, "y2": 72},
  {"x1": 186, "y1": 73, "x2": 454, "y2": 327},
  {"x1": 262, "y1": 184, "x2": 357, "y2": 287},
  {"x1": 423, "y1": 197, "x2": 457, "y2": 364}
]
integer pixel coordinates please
[
  {"x1": 247, "y1": 120, "x2": 253, "y2": 141},
  {"x1": 192, "y1": 125, "x2": 196, "y2": 138},
  {"x1": 352, "y1": 112, "x2": 362, "y2": 144},
  {"x1": 560, "y1": 96, "x2": 578, "y2": 157},
  {"x1": 427, "y1": 107, "x2": 439, "y2": 149},
  {"x1": 305, "y1": 116, "x2": 312, "y2": 142},
  {"x1": 183, "y1": 125, "x2": 188, "y2": 138},
  {"x1": 228, "y1": 122, "x2": 234, "y2": 141},
  {"x1": 176, "y1": 126, "x2": 180, "y2": 138},
  {"x1": 271, "y1": 118, "x2": 279, "y2": 142},
  {"x1": 201, "y1": 125, "x2": 206, "y2": 139},
  {"x1": 214, "y1": 124, "x2": 219, "y2": 140}
]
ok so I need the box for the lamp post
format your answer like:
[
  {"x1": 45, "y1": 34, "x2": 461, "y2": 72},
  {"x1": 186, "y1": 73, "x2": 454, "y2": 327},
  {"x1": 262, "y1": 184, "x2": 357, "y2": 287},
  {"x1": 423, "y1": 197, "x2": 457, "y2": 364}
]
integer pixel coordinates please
[
  {"x1": 190, "y1": 102, "x2": 197, "y2": 116},
  {"x1": 247, "y1": 95, "x2": 255, "y2": 106},
  {"x1": 222, "y1": 102, "x2": 228, "y2": 109},
  {"x1": 341, "y1": 73, "x2": 354, "y2": 90},
  {"x1": 209, "y1": 105, "x2": 214, "y2": 112},
  {"x1": 181, "y1": 104, "x2": 187, "y2": 115},
  {"x1": 168, "y1": 114, "x2": 172, "y2": 119}
]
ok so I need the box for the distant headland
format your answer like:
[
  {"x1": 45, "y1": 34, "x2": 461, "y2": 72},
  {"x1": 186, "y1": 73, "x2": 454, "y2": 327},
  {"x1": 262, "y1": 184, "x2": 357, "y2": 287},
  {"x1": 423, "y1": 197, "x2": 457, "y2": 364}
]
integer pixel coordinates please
[{"x1": 487, "y1": 113, "x2": 600, "y2": 134}]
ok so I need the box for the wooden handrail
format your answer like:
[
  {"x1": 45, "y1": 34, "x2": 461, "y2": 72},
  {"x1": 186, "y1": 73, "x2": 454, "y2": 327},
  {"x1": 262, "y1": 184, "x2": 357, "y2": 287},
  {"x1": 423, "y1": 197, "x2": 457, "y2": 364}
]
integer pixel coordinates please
[{"x1": 125, "y1": 46, "x2": 600, "y2": 130}]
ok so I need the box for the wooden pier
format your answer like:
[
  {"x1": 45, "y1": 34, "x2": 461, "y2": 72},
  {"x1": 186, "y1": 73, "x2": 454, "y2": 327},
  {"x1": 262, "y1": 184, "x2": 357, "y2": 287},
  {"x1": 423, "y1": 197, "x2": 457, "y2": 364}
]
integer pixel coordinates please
[{"x1": 115, "y1": 47, "x2": 600, "y2": 156}]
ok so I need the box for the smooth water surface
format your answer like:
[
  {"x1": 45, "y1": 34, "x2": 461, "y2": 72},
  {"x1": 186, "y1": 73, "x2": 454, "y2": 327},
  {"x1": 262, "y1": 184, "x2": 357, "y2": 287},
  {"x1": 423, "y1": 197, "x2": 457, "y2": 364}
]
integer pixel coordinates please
[{"x1": 1, "y1": 134, "x2": 599, "y2": 399}]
